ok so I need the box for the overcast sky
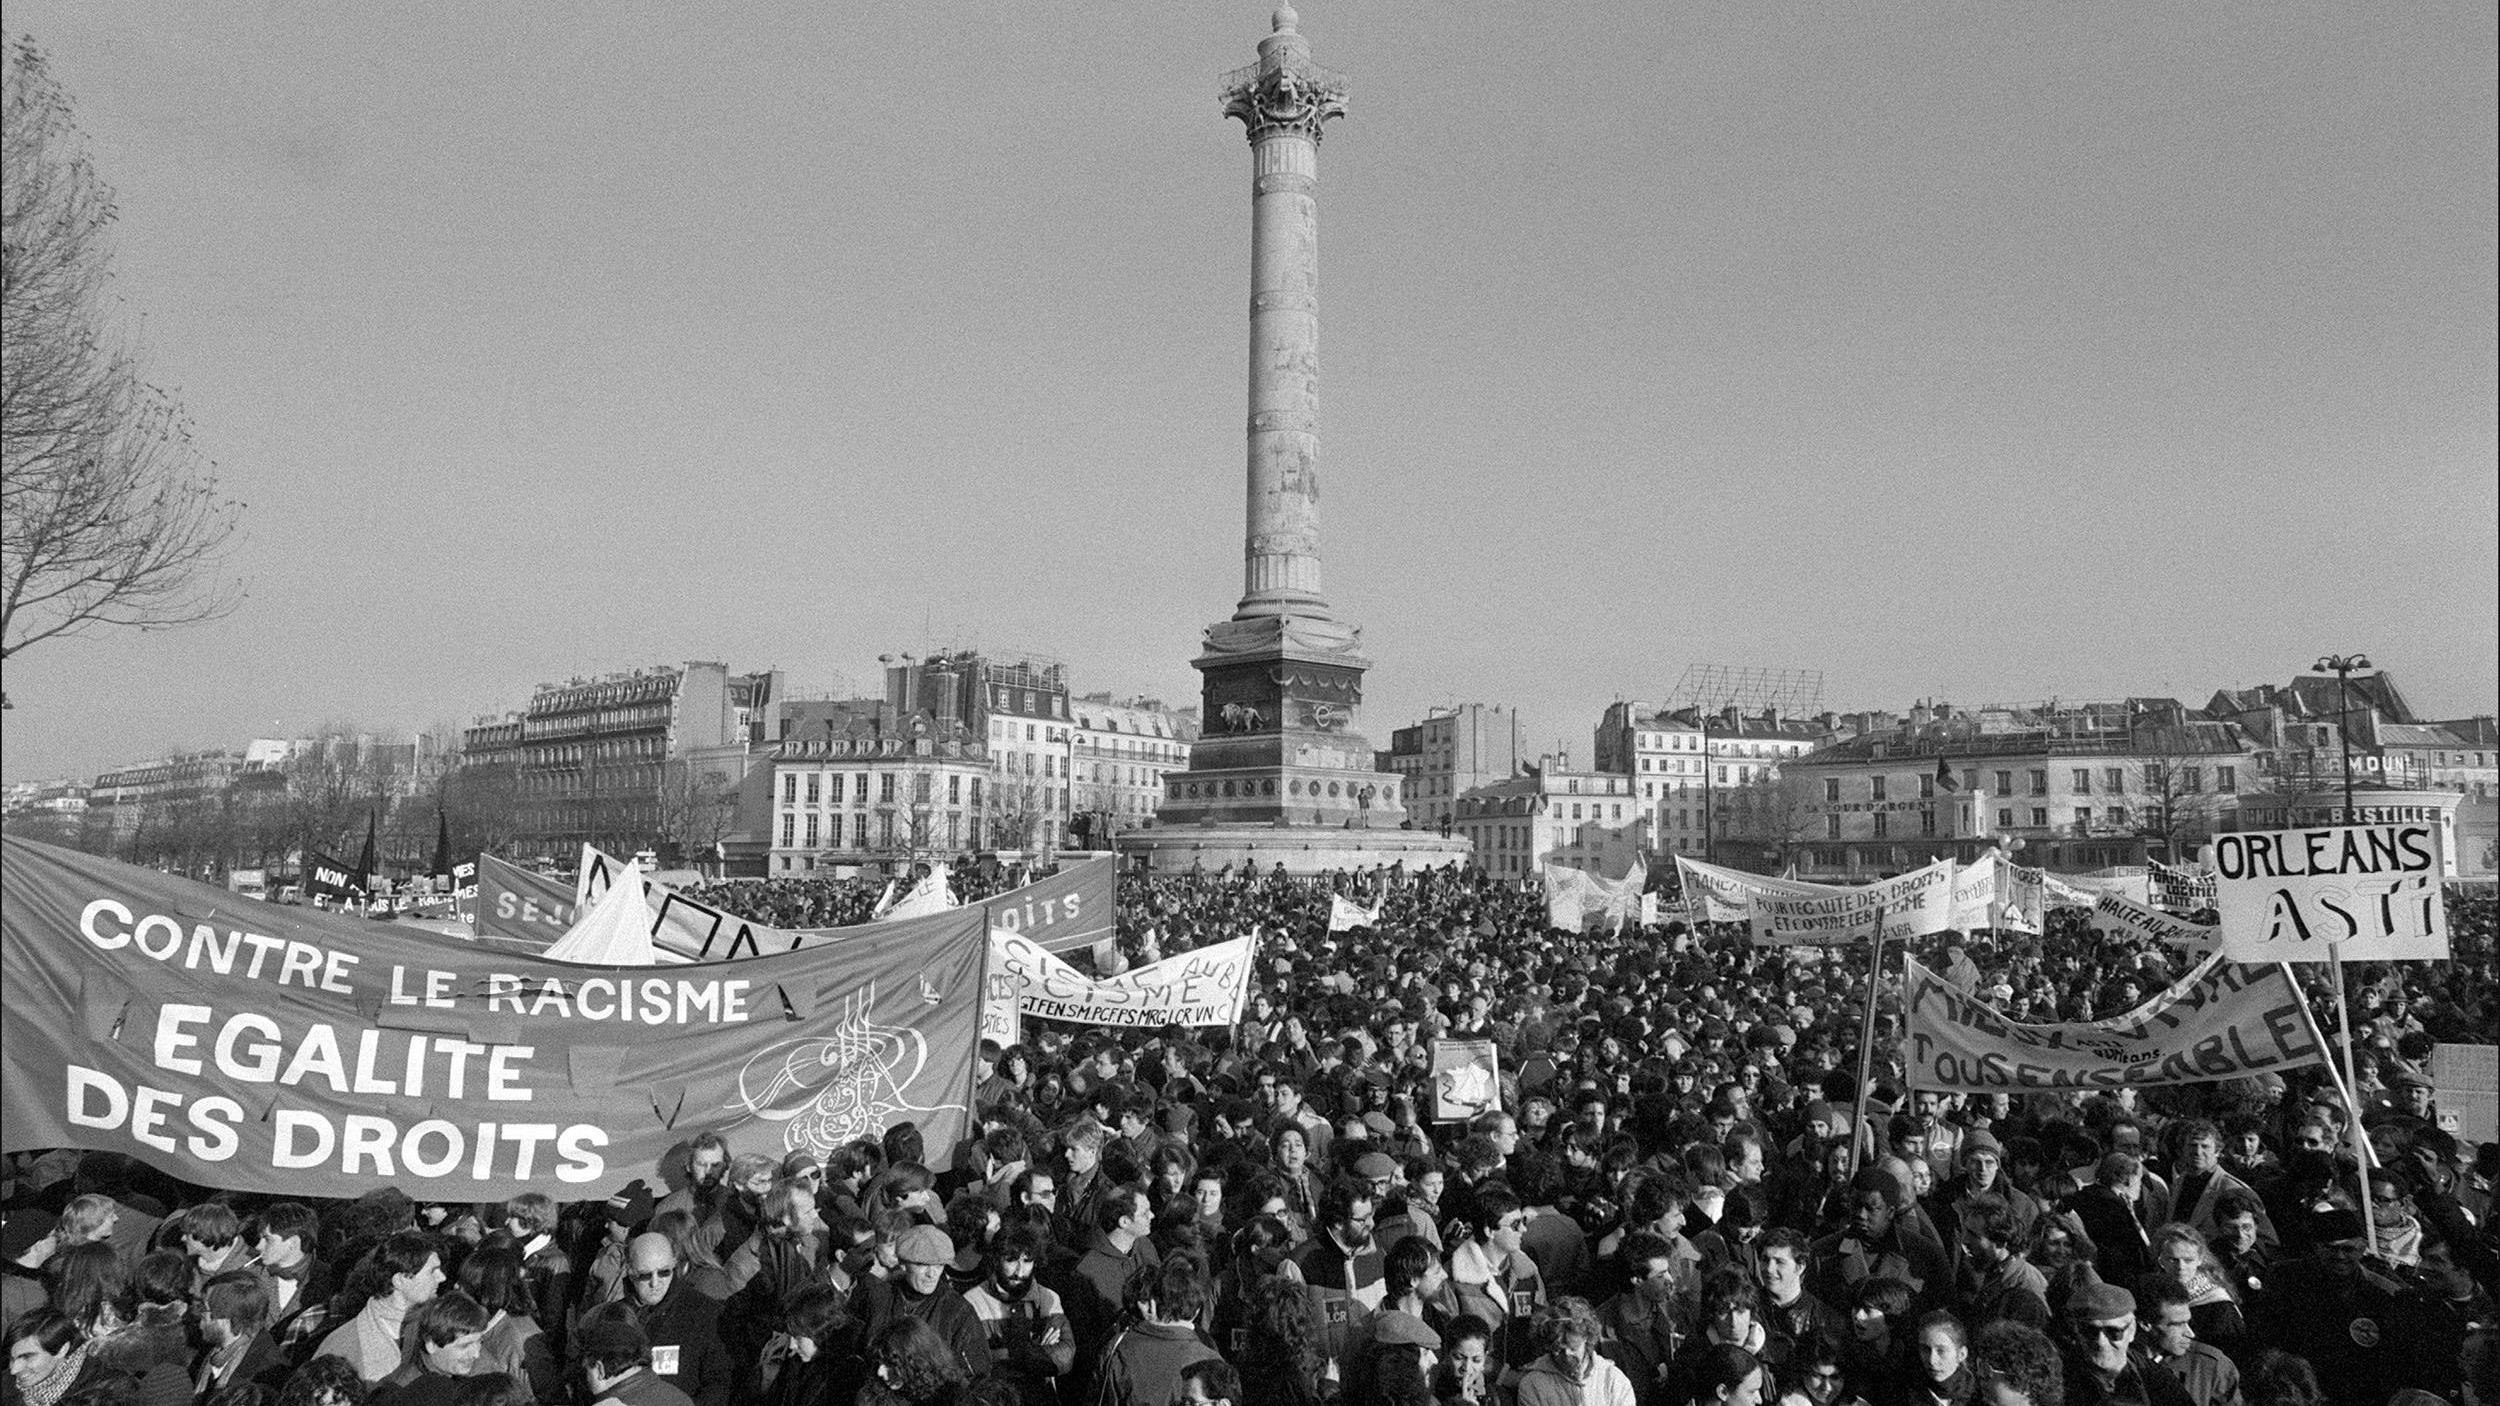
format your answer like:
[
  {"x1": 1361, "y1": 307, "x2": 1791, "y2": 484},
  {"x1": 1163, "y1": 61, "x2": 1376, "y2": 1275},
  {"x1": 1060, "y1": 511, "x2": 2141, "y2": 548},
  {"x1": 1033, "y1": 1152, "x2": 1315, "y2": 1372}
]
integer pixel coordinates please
[{"x1": 4, "y1": 1, "x2": 2493, "y2": 782}]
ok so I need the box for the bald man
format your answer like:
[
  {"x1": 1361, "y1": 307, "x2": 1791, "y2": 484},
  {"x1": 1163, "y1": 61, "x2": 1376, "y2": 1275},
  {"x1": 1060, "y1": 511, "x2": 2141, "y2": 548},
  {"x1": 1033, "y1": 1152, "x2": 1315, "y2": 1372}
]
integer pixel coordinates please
[{"x1": 574, "y1": 1233, "x2": 733, "y2": 1406}]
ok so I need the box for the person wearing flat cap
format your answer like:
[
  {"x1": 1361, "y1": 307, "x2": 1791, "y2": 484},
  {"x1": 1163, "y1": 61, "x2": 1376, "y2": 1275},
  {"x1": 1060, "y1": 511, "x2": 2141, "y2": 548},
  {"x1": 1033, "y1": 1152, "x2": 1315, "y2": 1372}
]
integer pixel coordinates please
[
  {"x1": 2247, "y1": 1207, "x2": 2403, "y2": 1406},
  {"x1": 2057, "y1": 1280, "x2": 2191, "y2": 1406},
  {"x1": 853, "y1": 1224, "x2": 989, "y2": 1386}
]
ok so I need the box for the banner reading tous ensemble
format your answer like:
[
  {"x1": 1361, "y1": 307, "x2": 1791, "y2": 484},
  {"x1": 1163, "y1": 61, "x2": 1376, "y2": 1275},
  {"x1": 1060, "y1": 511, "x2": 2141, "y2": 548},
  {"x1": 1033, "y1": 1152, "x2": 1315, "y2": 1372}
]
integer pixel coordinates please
[
  {"x1": 1902, "y1": 952, "x2": 2326, "y2": 1093},
  {"x1": 0, "y1": 838, "x2": 982, "y2": 1201}
]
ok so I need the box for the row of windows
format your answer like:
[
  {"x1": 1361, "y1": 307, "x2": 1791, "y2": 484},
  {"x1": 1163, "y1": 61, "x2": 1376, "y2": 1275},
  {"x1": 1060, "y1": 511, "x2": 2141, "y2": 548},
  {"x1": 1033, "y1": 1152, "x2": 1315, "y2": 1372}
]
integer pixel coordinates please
[
  {"x1": 778, "y1": 809, "x2": 971, "y2": 851},
  {"x1": 1820, "y1": 763, "x2": 2243, "y2": 802},
  {"x1": 780, "y1": 772, "x2": 985, "y2": 807}
]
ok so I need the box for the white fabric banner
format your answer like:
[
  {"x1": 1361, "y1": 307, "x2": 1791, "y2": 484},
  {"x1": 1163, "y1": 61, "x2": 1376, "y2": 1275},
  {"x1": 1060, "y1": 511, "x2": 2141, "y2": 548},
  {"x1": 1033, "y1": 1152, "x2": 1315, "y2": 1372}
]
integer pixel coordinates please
[
  {"x1": 877, "y1": 864, "x2": 955, "y2": 922},
  {"x1": 1904, "y1": 952, "x2": 2328, "y2": 1092},
  {"x1": 1673, "y1": 855, "x2": 1832, "y2": 923},
  {"x1": 1328, "y1": 894, "x2": 1380, "y2": 931},
  {"x1": 2210, "y1": 824, "x2": 2450, "y2": 963},
  {"x1": 2089, "y1": 892, "x2": 2222, "y2": 957},
  {"x1": 1999, "y1": 863, "x2": 2046, "y2": 934},
  {"x1": 991, "y1": 929, "x2": 1257, "y2": 1027},
  {"x1": 1948, "y1": 854, "x2": 2000, "y2": 932},
  {"x1": 1748, "y1": 859, "x2": 1956, "y2": 946}
]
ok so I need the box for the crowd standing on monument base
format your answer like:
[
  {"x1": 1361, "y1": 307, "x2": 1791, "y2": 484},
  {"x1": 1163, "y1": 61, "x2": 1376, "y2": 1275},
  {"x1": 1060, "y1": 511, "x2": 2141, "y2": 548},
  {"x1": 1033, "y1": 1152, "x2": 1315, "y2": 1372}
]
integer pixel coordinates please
[{"x1": 7, "y1": 865, "x2": 2498, "y2": 1406}]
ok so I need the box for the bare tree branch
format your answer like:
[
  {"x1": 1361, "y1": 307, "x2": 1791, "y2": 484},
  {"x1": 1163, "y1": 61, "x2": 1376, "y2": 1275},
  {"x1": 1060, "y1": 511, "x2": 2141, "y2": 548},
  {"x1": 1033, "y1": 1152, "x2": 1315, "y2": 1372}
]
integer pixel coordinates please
[{"x1": 2, "y1": 36, "x2": 241, "y2": 680}]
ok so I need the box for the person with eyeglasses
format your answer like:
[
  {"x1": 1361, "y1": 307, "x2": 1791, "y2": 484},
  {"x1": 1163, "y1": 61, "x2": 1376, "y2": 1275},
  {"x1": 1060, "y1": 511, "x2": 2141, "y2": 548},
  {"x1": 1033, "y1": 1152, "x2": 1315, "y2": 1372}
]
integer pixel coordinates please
[
  {"x1": 2054, "y1": 1282, "x2": 2189, "y2": 1406},
  {"x1": 574, "y1": 1234, "x2": 733, "y2": 1406}
]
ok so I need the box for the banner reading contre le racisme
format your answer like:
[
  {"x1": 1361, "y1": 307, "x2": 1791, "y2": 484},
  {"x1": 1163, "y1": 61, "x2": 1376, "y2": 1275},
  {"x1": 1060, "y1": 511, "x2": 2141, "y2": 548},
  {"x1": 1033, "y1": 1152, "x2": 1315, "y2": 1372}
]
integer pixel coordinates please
[{"x1": 0, "y1": 839, "x2": 984, "y2": 1200}]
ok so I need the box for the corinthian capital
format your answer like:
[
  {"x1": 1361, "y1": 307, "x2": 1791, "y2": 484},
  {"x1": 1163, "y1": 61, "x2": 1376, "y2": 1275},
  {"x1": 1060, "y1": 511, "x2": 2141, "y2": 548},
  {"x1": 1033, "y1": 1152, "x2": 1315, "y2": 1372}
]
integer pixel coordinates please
[{"x1": 1224, "y1": 60, "x2": 1348, "y2": 144}]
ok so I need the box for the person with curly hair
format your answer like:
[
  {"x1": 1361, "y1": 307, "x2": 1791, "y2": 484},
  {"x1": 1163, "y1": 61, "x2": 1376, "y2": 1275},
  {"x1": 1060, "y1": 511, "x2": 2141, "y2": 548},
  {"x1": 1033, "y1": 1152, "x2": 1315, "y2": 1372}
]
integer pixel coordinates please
[
  {"x1": 1514, "y1": 1297, "x2": 1636, "y2": 1406},
  {"x1": 1968, "y1": 1321, "x2": 2060, "y2": 1406},
  {"x1": 273, "y1": 1357, "x2": 369, "y2": 1406},
  {"x1": 858, "y1": 1318, "x2": 971, "y2": 1406}
]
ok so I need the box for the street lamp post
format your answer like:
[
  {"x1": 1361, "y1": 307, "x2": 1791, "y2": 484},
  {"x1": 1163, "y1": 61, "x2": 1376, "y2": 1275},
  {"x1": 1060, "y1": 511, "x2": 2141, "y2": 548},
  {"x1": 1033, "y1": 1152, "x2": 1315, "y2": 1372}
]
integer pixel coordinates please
[
  {"x1": 2306, "y1": 650, "x2": 2377, "y2": 1251},
  {"x1": 2314, "y1": 653, "x2": 2372, "y2": 823}
]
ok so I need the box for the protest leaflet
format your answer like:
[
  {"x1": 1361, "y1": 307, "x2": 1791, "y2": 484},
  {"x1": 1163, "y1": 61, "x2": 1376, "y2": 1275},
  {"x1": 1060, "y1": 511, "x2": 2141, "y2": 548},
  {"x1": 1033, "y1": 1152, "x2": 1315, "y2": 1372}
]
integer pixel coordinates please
[
  {"x1": 1902, "y1": 952, "x2": 2326, "y2": 1093},
  {"x1": 1431, "y1": 1039, "x2": 1501, "y2": 1123},
  {"x1": 0, "y1": 837, "x2": 982, "y2": 1200},
  {"x1": 2210, "y1": 823, "x2": 2449, "y2": 963}
]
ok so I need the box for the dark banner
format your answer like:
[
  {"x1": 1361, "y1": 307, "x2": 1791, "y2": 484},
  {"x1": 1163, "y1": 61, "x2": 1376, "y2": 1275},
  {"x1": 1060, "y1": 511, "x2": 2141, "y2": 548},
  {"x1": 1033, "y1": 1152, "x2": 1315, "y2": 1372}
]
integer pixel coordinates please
[
  {"x1": 304, "y1": 852, "x2": 365, "y2": 900},
  {"x1": 0, "y1": 838, "x2": 983, "y2": 1200}
]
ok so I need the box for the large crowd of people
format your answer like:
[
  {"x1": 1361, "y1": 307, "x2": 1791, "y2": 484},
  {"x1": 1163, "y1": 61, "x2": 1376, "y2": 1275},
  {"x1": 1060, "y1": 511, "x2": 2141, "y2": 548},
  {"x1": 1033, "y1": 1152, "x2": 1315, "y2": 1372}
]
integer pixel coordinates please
[{"x1": 6, "y1": 864, "x2": 2497, "y2": 1406}]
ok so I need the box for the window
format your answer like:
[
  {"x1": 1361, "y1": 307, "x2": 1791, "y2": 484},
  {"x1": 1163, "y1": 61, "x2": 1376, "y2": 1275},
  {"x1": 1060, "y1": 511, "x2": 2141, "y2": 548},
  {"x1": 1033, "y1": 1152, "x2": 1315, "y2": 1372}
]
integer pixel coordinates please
[
  {"x1": 2072, "y1": 769, "x2": 2091, "y2": 794},
  {"x1": 2217, "y1": 765, "x2": 2236, "y2": 791},
  {"x1": 2105, "y1": 767, "x2": 2124, "y2": 792},
  {"x1": 1871, "y1": 775, "x2": 1887, "y2": 801},
  {"x1": 881, "y1": 773, "x2": 897, "y2": 802},
  {"x1": 804, "y1": 814, "x2": 819, "y2": 848},
  {"x1": 1873, "y1": 813, "x2": 1889, "y2": 838},
  {"x1": 2031, "y1": 807, "x2": 2049, "y2": 826},
  {"x1": 782, "y1": 774, "x2": 798, "y2": 803},
  {"x1": 1995, "y1": 770, "x2": 2014, "y2": 794},
  {"x1": 2181, "y1": 767, "x2": 2203, "y2": 793},
  {"x1": 1998, "y1": 808, "x2": 2014, "y2": 827},
  {"x1": 1570, "y1": 804, "x2": 1582, "y2": 820},
  {"x1": 1920, "y1": 811, "x2": 1936, "y2": 837},
  {"x1": 828, "y1": 773, "x2": 846, "y2": 804},
  {"x1": 2074, "y1": 808, "x2": 2091, "y2": 829},
  {"x1": 1825, "y1": 778, "x2": 1841, "y2": 802},
  {"x1": 805, "y1": 773, "x2": 820, "y2": 804},
  {"x1": 949, "y1": 775, "x2": 961, "y2": 804},
  {"x1": 1963, "y1": 768, "x2": 1980, "y2": 792},
  {"x1": 2028, "y1": 770, "x2": 2048, "y2": 795},
  {"x1": 1826, "y1": 815, "x2": 1842, "y2": 839},
  {"x1": 1920, "y1": 774, "x2": 1935, "y2": 799},
  {"x1": 853, "y1": 814, "x2": 870, "y2": 848},
  {"x1": 1716, "y1": 767, "x2": 1728, "y2": 784},
  {"x1": 779, "y1": 814, "x2": 795, "y2": 847},
  {"x1": 2109, "y1": 805, "x2": 2128, "y2": 826}
]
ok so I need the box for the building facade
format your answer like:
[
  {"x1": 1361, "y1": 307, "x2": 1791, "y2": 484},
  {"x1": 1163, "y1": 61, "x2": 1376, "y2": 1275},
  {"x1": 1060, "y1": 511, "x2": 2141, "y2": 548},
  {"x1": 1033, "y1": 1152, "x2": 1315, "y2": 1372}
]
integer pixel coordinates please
[
  {"x1": 1385, "y1": 704, "x2": 1524, "y2": 831},
  {"x1": 1782, "y1": 701, "x2": 2268, "y2": 878},
  {"x1": 1595, "y1": 703, "x2": 1829, "y2": 864},
  {"x1": 752, "y1": 714, "x2": 990, "y2": 875},
  {"x1": 474, "y1": 661, "x2": 778, "y2": 861},
  {"x1": 1069, "y1": 692, "x2": 1196, "y2": 847},
  {"x1": 1452, "y1": 759, "x2": 1643, "y2": 878}
]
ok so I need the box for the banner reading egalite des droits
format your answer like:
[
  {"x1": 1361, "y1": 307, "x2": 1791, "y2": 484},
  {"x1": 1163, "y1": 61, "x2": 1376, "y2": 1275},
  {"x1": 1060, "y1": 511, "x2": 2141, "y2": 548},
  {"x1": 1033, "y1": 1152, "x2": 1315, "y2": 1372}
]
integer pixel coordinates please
[{"x1": 0, "y1": 838, "x2": 982, "y2": 1200}]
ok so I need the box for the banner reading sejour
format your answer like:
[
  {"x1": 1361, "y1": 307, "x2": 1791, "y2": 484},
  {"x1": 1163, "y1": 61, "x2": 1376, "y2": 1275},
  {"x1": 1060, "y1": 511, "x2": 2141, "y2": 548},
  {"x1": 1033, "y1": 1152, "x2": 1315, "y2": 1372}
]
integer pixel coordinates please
[
  {"x1": 0, "y1": 838, "x2": 983, "y2": 1201},
  {"x1": 1746, "y1": 859, "x2": 1955, "y2": 945},
  {"x1": 987, "y1": 929, "x2": 1255, "y2": 1028},
  {"x1": 1902, "y1": 953, "x2": 2326, "y2": 1093}
]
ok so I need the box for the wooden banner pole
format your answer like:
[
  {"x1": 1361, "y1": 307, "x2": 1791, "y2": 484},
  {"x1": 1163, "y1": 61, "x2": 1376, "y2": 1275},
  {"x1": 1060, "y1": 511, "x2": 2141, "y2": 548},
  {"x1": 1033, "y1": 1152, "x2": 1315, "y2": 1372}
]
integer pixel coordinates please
[{"x1": 1846, "y1": 902, "x2": 1889, "y2": 1179}]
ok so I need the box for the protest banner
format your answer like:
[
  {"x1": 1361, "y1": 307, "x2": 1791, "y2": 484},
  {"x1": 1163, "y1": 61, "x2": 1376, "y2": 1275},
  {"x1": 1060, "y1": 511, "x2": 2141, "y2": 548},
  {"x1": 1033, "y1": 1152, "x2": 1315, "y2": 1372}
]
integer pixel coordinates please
[
  {"x1": 2210, "y1": 824, "x2": 2449, "y2": 963},
  {"x1": 1674, "y1": 855, "x2": 1831, "y2": 923},
  {"x1": 2088, "y1": 892, "x2": 2222, "y2": 957},
  {"x1": 472, "y1": 855, "x2": 577, "y2": 948},
  {"x1": 2430, "y1": 1044, "x2": 2498, "y2": 1145},
  {"x1": 1430, "y1": 1038, "x2": 1501, "y2": 1122},
  {"x1": 980, "y1": 959, "x2": 1022, "y2": 1050},
  {"x1": 0, "y1": 837, "x2": 982, "y2": 1200},
  {"x1": 1998, "y1": 863, "x2": 2046, "y2": 934},
  {"x1": 1901, "y1": 952, "x2": 2327, "y2": 1093},
  {"x1": 1947, "y1": 854, "x2": 2001, "y2": 932},
  {"x1": 981, "y1": 855, "x2": 1117, "y2": 954},
  {"x1": 1747, "y1": 860, "x2": 1954, "y2": 946},
  {"x1": 1327, "y1": 894, "x2": 1379, "y2": 932},
  {"x1": 305, "y1": 853, "x2": 364, "y2": 902},
  {"x1": 2149, "y1": 857, "x2": 2219, "y2": 916},
  {"x1": 2041, "y1": 869, "x2": 2150, "y2": 908},
  {"x1": 987, "y1": 930, "x2": 1255, "y2": 1028}
]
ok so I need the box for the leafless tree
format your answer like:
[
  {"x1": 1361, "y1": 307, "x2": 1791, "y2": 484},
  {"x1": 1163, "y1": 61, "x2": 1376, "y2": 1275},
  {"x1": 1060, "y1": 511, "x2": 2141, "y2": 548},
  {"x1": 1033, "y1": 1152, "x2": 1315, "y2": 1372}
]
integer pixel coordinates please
[
  {"x1": 2, "y1": 38, "x2": 240, "y2": 693},
  {"x1": 655, "y1": 758, "x2": 743, "y2": 868}
]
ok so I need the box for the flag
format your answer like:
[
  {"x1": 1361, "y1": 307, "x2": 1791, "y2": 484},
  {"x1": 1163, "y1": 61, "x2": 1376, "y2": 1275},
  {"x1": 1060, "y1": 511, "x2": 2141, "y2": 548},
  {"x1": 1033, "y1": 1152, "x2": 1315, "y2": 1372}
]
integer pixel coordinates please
[
  {"x1": 430, "y1": 808, "x2": 453, "y2": 886},
  {"x1": 1935, "y1": 755, "x2": 1959, "y2": 792},
  {"x1": 353, "y1": 813, "x2": 378, "y2": 895}
]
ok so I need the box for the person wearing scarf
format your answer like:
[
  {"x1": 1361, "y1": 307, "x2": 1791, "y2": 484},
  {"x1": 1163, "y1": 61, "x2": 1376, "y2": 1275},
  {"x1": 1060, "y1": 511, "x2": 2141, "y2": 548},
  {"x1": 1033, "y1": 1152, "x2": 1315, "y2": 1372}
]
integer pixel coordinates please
[{"x1": 7, "y1": 1311, "x2": 110, "y2": 1406}]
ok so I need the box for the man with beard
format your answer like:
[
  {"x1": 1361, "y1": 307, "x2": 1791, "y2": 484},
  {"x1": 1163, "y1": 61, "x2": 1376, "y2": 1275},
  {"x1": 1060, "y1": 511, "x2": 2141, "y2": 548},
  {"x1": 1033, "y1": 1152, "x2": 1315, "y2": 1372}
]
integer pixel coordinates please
[
  {"x1": 1808, "y1": 1167, "x2": 1951, "y2": 1312},
  {"x1": 1278, "y1": 1179, "x2": 1389, "y2": 1381},
  {"x1": 855, "y1": 1225, "x2": 990, "y2": 1383},
  {"x1": 576, "y1": 1234, "x2": 734, "y2": 1406},
  {"x1": 962, "y1": 1224, "x2": 1073, "y2": 1404},
  {"x1": 1953, "y1": 1204, "x2": 2048, "y2": 1332},
  {"x1": 657, "y1": 1134, "x2": 733, "y2": 1229},
  {"x1": 193, "y1": 1270, "x2": 289, "y2": 1395}
]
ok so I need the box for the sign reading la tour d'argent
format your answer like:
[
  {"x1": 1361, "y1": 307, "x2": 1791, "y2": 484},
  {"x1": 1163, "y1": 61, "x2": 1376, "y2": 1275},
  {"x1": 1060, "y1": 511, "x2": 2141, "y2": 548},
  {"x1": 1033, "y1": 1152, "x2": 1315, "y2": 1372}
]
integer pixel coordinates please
[{"x1": 2210, "y1": 823, "x2": 2448, "y2": 963}]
